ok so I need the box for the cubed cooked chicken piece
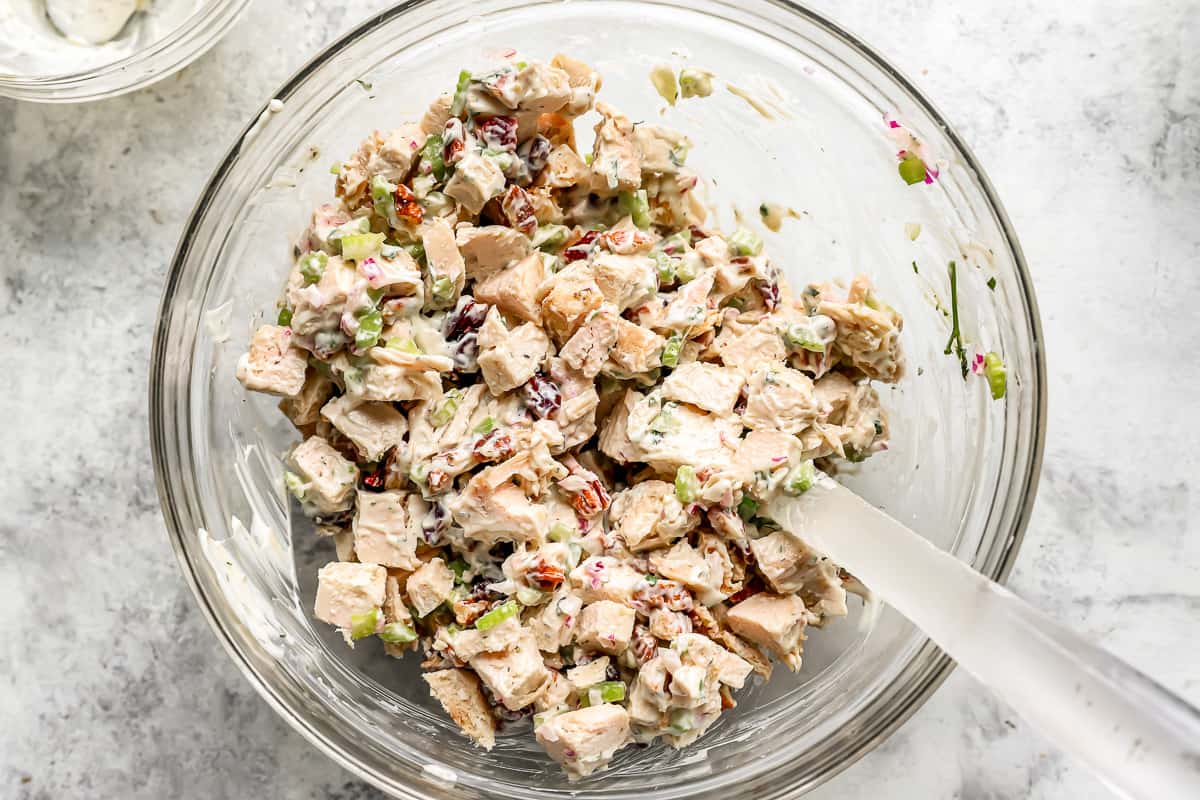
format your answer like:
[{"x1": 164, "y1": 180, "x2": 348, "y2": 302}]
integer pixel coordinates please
[
  {"x1": 406, "y1": 557, "x2": 455, "y2": 618},
  {"x1": 748, "y1": 530, "x2": 848, "y2": 620},
  {"x1": 456, "y1": 224, "x2": 534, "y2": 281},
  {"x1": 569, "y1": 556, "x2": 645, "y2": 604},
  {"x1": 558, "y1": 309, "x2": 620, "y2": 378},
  {"x1": 725, "y1": 593, "x2": 810, "y2": 670},
  {"x1": 353, "y1": 491, "x2": 424, "y2": 570},
  {"x1": 420, "y1": 93, "x2": 453, "y2": 135},
  {"x1": 319, "y1": 395, "x2": 407, "y2": 462},
  {"x1": 576, "y1": 600, "x2": 636, "y2": 655},
  {"x1": 672, "y1": 633, "x2": 754, "y2": 689},
  {"x1": 623, "y1": 392, "x2": 740, "y2": 473},
  {"x1": 591, "y1": 253, "x2": 658, "y2": 312},
  {"x1": 445, "y1": 152, "x2": 507, "y2": 214},
  {"x1": 818, "y1": 274, "x2": 904, "y2": 383},
  {"x1": 741, "y1": 365, "x2": 821, "y2": 434},
  {"x1": 355, "y1": 363, "x2": 444, "y2": 403},
  {"x1": 377, "y1": 123, "x2": 429, "y2": 181},
  {"x1": 472, "y1": 252, "x2": 545, "y2": 324},
  {"x1": 236, "y1": 325, "x2": 308, "y2": 397},
  {"x1": 713, "y1": 315, "x2": 789, "y2": 374},
  {"x1": 591, "y1": 102, "x2": 641, "y2": 193},
  {"x1": 535, "y1": 704, "x2": 632, "y2": 779},
  {"x1": 605, "y1": 315, "x2": 666, "y2": 377},
  {"x1": 476, "y1": 310, "x2": 552, "y2": 395},
  {"x1": 635, "y1": 125, "x2": 691, "y2": 175},
  {"x1": 279, "y1": 369, "x2": 334, "y2": 427},
  {"x1": 610, "y1": 481, "x2": 697, "y2": 552},
  {"x1": 449, "y1": 467, "x2": 549, "y2": 547},
  {"x1": 314, "y1": 561, "x2": 387, "y2": 630},
  {"x1": 541, "y1": 144, "x2": 591, "y2": 188},
  {"x1": 289, "y1": 436, "x2": 357, "y2": 514},
  {"x1": 649, "y1": 539, "x2": 727, "y2": 606},
  {"x1": 660, "y1": 362, "x2": 744, "y2": 415},
  {"x1": 565, "y1": 656, "x2": 610, "y2": 692},
  {"x1": 539, "y1": 262, "x2": 606, "y2": 344},
  {"x1": 423, "y1": 669, "x2": 497, "y2": 750},
  {"x1": 421, "y1": 217, "x2": 466, "y2": 305},
  {"x1": 469, "y1": 627, "x2": 551, "y2": 711}
]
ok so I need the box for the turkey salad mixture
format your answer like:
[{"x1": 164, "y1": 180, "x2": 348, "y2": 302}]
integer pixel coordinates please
[{"x1": 235, "y1": 54, "x2": 903, "y2": 779}]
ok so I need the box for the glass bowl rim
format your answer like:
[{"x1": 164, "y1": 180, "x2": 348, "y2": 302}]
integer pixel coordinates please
[
  {"x1": 149, "y1": 0, "x2": 1048, "y2": 795},
  {"x1": 0, "y1": 0, "x2": 251, "y2": 103}
]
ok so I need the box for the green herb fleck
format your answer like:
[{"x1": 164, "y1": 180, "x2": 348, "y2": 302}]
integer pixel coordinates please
[{"x1": 943, "y1": 260, "x2": 968, "y2": 378}]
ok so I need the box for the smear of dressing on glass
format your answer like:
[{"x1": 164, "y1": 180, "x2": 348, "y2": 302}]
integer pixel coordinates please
[{"x1": 46, "y1": 0, "x2": 142, "y2": 44}]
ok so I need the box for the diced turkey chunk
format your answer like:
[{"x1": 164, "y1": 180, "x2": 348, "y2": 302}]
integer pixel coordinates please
[
  {"x1": 558, "y1": 308, "x2": 619, "y2": 378},
  {"x1": 469, "y1": 627, "x2": 551, "y2": 710},
  {"x1": 741, "y1": 365, "x2": 821, "y2": 434},
  {"x1": 289, "y1": 436, "x2": 357, "y2": 514},
  {"x1": 377, "y1": 123, "x2": 428, "y2": 181},
  {"x1": 566, "y1": 656, "x2": 610, "y2": 691},
  {"x1": 424, "y1": 669, "x2": 497, "y2": 750},
  {"x1": 660, "y1": 362, "x2": 743, "y2": 415},
  {"x1": 605, "y1": 315, "x2": 666, "y2": 377},
  {"x1": 649, "y1": 539, "x2": 726, "y2": 606},
  {"x1": 818, "y1": 274, "x2": 904, "y2": 382},
  {"x1": 320, "y1": 395, "x2": 407, "y2": 462},
  {"x1": 748, "y1": 531, "x2": 848, "y2": 619},
  {"x1": 353, "y1": 491, "x2": 424, "y2": 570},
  {"x1": 279, "y1": 369, "x2": 334, "y2": 427},
  {"x1": 569, "y1": 556, "x2": 645, "y2": 604},
  {"x1": 540, "y1": 262, "x2": 606, "y2": 344},
  {"x1": 610, "y1": 481, "x2": 697, "y2": 552},
  {"x1": 635, "y1": 125, "x2": 690, "y2": 174},
  {"x1": 472, "y1": 253, "x2": 545, "y2": 324},
  {"x1": 445, "y1": 151, "x2": 507, "y2": 214},
  {"x1": 485, "y1": 62, "x2": 572, "y2": 113},
  {"x1": 813, "y1": 371, "x2": 855, "y2": 421},
  {"x1": 550, "y1": 52, "x2": 601, "y2": 116},
  {"x1": 591, "y1": 102, "x2": 641, "y2": 193},
  {"x1": 725, "y1": 593, "x2": 810, "y2": 670},
  {"x1": 576, "y1": 600, "x2": 636, "y2": 655},
  {"x1": 420, "y1": 93, "x2": 453, "y2": 135},
  {"x1": 449, "y1": 465, "x2": 549, "y2": 547},
  {"x1": 673, "y1": 633, "x2": 753, "y2": 689},
  {"x1": 542, "y1": 144, "x2": 591, "y2": 188},
  {"x1": 355, "y1": 362, "x2": 443, "y2": 403},
  {"x1": 591, "y1": 253, "x2": 658, "y2": 312},
  {"x1": 304, "y1": 202, "x2": 352, "y2": 254},
  {"x1": 406, "y1": 557, "x2": 455, "y2": 617},
  {"x1": 535, "y1": 704, "x2": 631, "y2": 779},
  {"x1": 237, "y1": 325, "x2": 307, "y2": 397},
  {"x1": 314, "y1": 561, "x2": 386, "y2": 630},
  {"x1": 713, "y1": 316, "x2": 788, "y2": 374},
  {"x1": 623, "y1": 392, "x2": 739, "y2": 472},
  {"x1": 476, "y1": 310, "x2": 551, "y2": 395},
  {"x1": 421, "y1": 217, "x2": 466, "y2": 304},
  {"x1": 456, "y1": 225, "x2": 534, "y2": 281}
]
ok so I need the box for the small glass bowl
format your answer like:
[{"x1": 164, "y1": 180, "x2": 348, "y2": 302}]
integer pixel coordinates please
[
  {"x1": 0, "y1": 0, "x2": 249, "y2": 102},
  {"x1": 150, "y1": 1, "x2": 1047, "y2": 797}
]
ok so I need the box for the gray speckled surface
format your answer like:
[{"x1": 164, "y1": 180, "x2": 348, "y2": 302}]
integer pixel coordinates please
[{"x1": 2, "y1": 1, "x2": 1198, "y2": 798}]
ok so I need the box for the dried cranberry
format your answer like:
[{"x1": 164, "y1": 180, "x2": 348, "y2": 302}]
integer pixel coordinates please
[
  {"x1": 563, "y1": 229, "x2": 600, "y2": 262},
  {"x1": 688, "y1": 224, "x2": 710, "y2": 241},
  {"x1": 500, "y1": 185, "x2": 537, "y2": 234},
  {"x1": 421, "y1": 500, "x2": 450, "y2": 544},
  {"x1": 362, "y1": 460, "x2": 388, "y2": 492},
  {"x1": 523, "y1": 374, "x2": 562, "y2": 419},
  {"x1": 475, "y1": 115, "x2": 518, "y2": 152},
  {"x1": 445, "y1": 298, "x2": 490, "y2": 340},
  {"x1": 442, "y1": 118, "x2": 467, "y2": 165},
  {"x1": 449, "y1": 333, "x2": 479, "y2": 372},
  {"x1": 517, "y1": 135, "x2": 551, "y2": 182},
  {"x1": 393, "y1": 183, "x2": 423, "y2": 224}
]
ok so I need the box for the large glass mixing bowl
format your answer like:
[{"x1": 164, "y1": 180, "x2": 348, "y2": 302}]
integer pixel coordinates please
[{"x1": 149, "y1": 1, "x2": 1046, "y2": 797}]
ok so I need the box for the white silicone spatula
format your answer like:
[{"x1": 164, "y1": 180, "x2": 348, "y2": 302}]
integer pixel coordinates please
[{"x1": 766, "y1": 475, "x2": 1200, "y2": 800}]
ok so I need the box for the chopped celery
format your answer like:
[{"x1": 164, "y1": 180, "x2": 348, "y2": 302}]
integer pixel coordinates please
[
  {"x1": 284, "y1": 471, "x2": 307, "y2": 501},
  {"x1": 667, "y1": 708, "x2": 694, "y2": 735},
  {"x1": 675, "y1": 252, "x2": 701, "y2": 284},
  {"x1": 661, "y1": 333, "x2": 683, "y2": 368},
  {"x1": 618, "y1": 189, "x2": 651, "y2": 229},
  {"x1": 737, "y1": 495, "x2": 759, "y2": 520},
  {"x1": 473, "y1": 416, "x2": 497, "y2": 435},
  {"x1": 421, "y1": 191, "x2": 454, "y2": 217},
  {"x1": 371, "y1": 174, "x2": 397, "y2": 224},
  {"x1": 532, "y1": 224, "x2": 570, "y2": 252},
  {"x1": 649, "y1": 64, "x2": 678, "y2": 106},
  {"x1": 342, "y1": 364, "x2": 365, "y2": 395},
  {"x1": 409, "y1": 462, "x2": 428, "y2": 485},
  {"x1": 431, "y1": 276, "x2": 455, "y2": 303},
  {"x1": 299, "y1": 251, "x2": 327, "y2": 285},
  {"x1": 983, "y1": 352, "x2": 1007, "y2": 400},
  {"x1": 355, "y1": 308, "x2": 383, "y2": 350},
  {"x1": 330, "y1": 216, "x2": 371, "y2": 248},
  {"x1": 475, "y1": 600, "x2": 519, "y2": 631},
  {"x1": 450, "y1": 69, "x2": 471, "y2": 117},
  {"x1": 674, "y1": 465, "x2": 698, "y2": 503},
  {"x1": 659, "y1": 230, "x2": 692, "y2": 253},
  {"x1": 403, "y1": 242, "x2": 426, "y2": 265},
  {"x1": 581, "y1": 681, "x2": 626, "y2": 707},
  {"x1": 533, "y1": 706, "x2": 568, "y2": 730},
  {"x1": 420, "y1": 134, "x2": 446, "y2": 180},
  {"x1": 349, "y1": 608, "x2": 380, "y2": 640},
  {"x1": 447, "y1": 558, "x2": 469, "y2": 582},
  {"x1": 379, "y1": 622, "x2": 417, "y2": 644},
  {"x1": 678, "y1": 68, "x2": 714, "y2": 98},
  {"x1": 516, "y1": 586, "x2": 546, "y2": 606},
  {"x1": 784, "y1": 461, "x2": 816, "y2": 495},
  {"x1": 653, "y1": 251, "x2": 676, "y2": 285},
  {"x1": 341, "y1": 232, "x2": 386, "y2": 262},
  {"x1": 728, "y1": 228, "x2": 763, "y2": 257},
  {"x1": 431, "y1": 389, "x2": 462, "y2": 427},
  {"x1": 387, "y1": 337, "x2": 422, "y2": 354},
  {"x1": 898, "y1": 154, "x2": 927, "y2": 185},
  {"x1": 668, "y1": 144, "x2": 689, "y2": 168},
  {"x1": 784, "y1": 321, "x2": 825, "y2": 353},
  {"x1": 987, "y1": 276, "x2": 997, "y2": 291},
  {"x1": 328, "y1": 161, "x2": 342, "y2": 175},
  {"x1": 276, "y1": 307, "x2": 293, "y2": 327},
  {"x1": 547, "y1": 522, "x2": 575, "y2": 543}
]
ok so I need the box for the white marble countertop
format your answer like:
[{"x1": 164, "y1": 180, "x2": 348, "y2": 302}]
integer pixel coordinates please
[{"x1": 2, "y1": 1, "x2": 1198, "y2": 797}]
